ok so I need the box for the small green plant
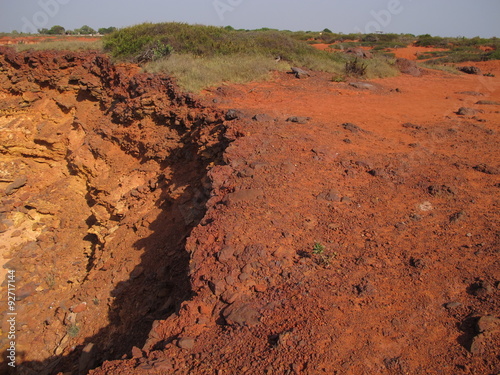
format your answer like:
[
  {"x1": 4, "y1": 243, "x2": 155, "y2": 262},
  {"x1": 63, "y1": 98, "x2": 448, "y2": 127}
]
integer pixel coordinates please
[
  {"x1": 311, "y1": 242, "x2": 339, "y2": 267},
  {"x1": 67, "y1": 324, "x2": 80, "y2": 338},
  {"x1": 312, "y1": 242, "x2": 325, "y2": 255},
  {"x1": 332, "y1": 75, "x2": 346, "y2": 82}
]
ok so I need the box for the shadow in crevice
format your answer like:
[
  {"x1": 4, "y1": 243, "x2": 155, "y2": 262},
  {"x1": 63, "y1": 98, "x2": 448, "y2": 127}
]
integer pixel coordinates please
[
  {"x1": 14, "y1": 125, "x2": 225, "y2": 375},
  {"x1": 457, "y1": 316, "x2": 479, "y2": 352}
]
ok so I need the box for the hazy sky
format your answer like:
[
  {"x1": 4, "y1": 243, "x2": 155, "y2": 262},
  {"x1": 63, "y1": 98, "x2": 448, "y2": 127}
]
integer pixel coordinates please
[{"x1": 0, "y1": 0, "x2": 499, "y2": 37}]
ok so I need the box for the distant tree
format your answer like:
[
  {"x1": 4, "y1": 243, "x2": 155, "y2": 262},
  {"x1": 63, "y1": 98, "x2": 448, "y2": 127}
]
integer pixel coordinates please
[
  {"x1": 322, "y1": 28, "x2": 333, "y2": 33},
  {"x1": 98, "y1": 27, "x2": 116, "y2": 35},
  {"x1": 11, "y1": 30, "x2": 19, "y2": 35},
  {"x1": 77, "y1": 25, "x2": 96, "y2": 35},
  {"x1": 38, "y1": 28, "x2": 50, "y2": 34},
  {"x1": 48, "y1": 25, "x2": 65, "y2": 35},
  {"x1": 224, "y1": 25, "x2": 235, "y2": 31}
]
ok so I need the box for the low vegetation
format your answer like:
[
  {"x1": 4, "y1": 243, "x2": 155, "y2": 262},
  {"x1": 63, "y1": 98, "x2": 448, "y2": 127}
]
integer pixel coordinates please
[
  {"x1": 3, "y1": 24, "x2": 498, "y2": 92},
  {"x1": 15, "y1": 39, "x2": 103, "y2": 52},
  {"x1": 144, "y1": 53, "x2": 289, "y2": 92},
  {"x1": 103, "y1": 22, "x2": 402, "y2": 91}
]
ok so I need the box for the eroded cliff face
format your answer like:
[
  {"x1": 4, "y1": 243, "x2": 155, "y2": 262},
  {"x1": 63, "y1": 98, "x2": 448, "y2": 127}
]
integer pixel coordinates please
[{"x1": 0, "y1": 47, "x2": 227, "y2": 374}]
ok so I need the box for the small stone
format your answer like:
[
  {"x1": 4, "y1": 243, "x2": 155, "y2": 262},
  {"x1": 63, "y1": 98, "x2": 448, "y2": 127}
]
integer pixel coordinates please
[
  {"x1": 476, "y1": 100, "x2": 500, "y2": 105},
  {"x1": 238, "y1": 273, "x2": 250, "y2": 282},
  {"x1": 444, "y1": 302, "x2": 462, "y2": 310},
  {"x1": 402, "y1": 122, "x2": 423, "y2": 130},
  {"x1": 178, "y1": 337, "x2": 195, "y2": 350},
  {"x1": 286, "y1": 116, "x2": 311, "y2": 124},
  {"x1": 252, "y1": 114, "x2": 273, "y2": 122},
  {"x1": 418, "y1": 201, "x2": 433, "y2": 212},
  {"x1": 368, "y1": 169, "x2": 384, "y2": 177},
  {"x1": 5, "y1": 175, "x2": 28, "y2": 195},
  {"x1": 477, "y1": 315, "x2": 500, "y2": 334},
  {"x1": 473, "y1": 164, "x2": 499, "y2": 175},
  {"x1": 223, "y1": 303, "x2": 261, "y2": 327},
  {"x1": 457, "y1": 107, "x2": 479, "y2": 116},
  {"x1": 217, "y1": 246, "x2": 235, "y2": 263},
  {"x1": 131, "y1": 346, "x2": 143, "y2": 358},
  {"x1": 449, "y1": 210, "x2": 467, "y2": 223},
  {"x1": 349, "y1": 82, "x2": 375, "y2": 90},
  {"x1": 225, "y1": 109, "x2": 244, "y2": 121},
  {"x1": 343, "y1": 122, "x2": 365, "y2": 133},
  {"x1": 70, "y1": 302, "x2": 87, "y2": 313},
  {"x1": 224, "y1": 189, "x2": 264, "y2": 205},
  {"x1": 317, "y1": 189, "x2": 341, "y2": 202}
]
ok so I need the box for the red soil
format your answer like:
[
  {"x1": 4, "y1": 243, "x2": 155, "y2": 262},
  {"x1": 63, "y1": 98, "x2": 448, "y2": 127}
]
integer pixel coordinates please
[{"x1": 0, "y1": 47, "x2": 498, "y2": 375}]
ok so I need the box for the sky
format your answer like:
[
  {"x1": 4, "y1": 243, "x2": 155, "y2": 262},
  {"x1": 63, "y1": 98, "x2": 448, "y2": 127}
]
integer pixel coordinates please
[{"x1": 0, "y1": 0, "x2": 499, "y2": 37}]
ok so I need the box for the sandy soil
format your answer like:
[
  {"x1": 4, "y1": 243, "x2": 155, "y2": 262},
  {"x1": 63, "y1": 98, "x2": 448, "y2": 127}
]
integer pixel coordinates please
[{"x1": 0, "y1": 47, "x2": 498, "y2": 375}]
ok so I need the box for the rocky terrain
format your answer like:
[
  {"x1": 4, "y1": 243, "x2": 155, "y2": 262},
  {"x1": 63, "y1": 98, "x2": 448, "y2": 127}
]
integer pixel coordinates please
[{"x1": 0, "y1": 47, "x2": 499, "y2": 374}]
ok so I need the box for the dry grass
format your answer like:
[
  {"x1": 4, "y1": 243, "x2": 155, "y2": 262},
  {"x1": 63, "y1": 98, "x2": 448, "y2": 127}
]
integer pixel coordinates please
[
  {"x1": 143, "y1": 53, "x2": 292, "y2": 92},
  {"x1": 364, "y1": 56, "x2": 400, "y2": 79},
  {"x1": 15, "y1": 40, "x2": 102, "y2": 52}
]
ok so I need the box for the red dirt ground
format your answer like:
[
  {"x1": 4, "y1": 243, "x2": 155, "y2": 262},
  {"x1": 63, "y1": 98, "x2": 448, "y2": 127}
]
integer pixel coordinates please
[
  {"x1": 0, "y1": 36, "x2": 101, "y2": 46},
  {"x1": 312, "y1": 42, "x2": 450, "y2": 60},
  {"x1": 0, "y1": 46, "x2": 498, "y2": 375}
]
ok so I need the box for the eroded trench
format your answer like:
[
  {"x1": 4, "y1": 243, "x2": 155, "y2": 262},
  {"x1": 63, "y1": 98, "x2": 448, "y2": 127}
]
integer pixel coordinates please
[{"x1": 0, "y1": 47, "x2": 228, "y2": 374}]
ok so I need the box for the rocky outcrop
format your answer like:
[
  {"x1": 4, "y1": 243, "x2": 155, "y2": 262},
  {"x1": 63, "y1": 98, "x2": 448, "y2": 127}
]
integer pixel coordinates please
[{"x1": 0, "y1": 47, "x2": 228, "y2": 374}]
